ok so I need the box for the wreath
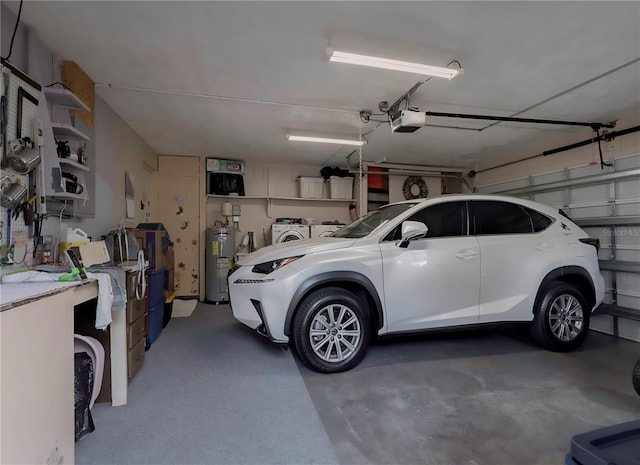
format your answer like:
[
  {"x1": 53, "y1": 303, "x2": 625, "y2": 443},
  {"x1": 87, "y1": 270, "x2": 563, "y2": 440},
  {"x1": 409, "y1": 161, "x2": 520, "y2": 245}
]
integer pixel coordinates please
[{"x1": 402, "y1": 176, "x2": 429, "y2": 199}]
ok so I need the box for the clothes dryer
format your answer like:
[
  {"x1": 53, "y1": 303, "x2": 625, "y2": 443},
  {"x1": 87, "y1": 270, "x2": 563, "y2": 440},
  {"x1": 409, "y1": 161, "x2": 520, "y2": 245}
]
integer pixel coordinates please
[{"x1": 272, "y1": 224, "x2": 310, "y2": 244}]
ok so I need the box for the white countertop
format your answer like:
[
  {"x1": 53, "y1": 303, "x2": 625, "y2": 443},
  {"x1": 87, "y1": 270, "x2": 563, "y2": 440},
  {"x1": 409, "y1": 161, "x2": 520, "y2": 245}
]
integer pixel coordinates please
[{"x1": 0, "y1": 280, "x2": 95, "y2": 311}]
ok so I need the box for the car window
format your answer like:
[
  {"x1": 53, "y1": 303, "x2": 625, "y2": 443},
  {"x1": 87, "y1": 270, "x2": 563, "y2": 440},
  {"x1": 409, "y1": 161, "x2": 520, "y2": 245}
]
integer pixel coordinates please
[
  {"x1": 384, "y1": 201, "x2": 467, "y2": 241},
  {"x1": 471, "y1": 200, "x2": 533, "y2": 235},
  {"x1": 525, "y1": 207, "x2": 553, "y2": 232},
  {"x1": 333, "y1": 203, "x2": 418, "y2": 239}
]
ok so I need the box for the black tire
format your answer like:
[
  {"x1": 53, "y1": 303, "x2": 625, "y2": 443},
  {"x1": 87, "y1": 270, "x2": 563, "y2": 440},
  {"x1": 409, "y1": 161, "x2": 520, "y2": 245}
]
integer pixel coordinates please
[
  {"x1": 633, "y1": 359, "x2": 640, "y2": 396},
  {"x1": 530, "y1": 282, "x2": 590, "y2": 352},
  {"x1": 292, "y1": 287, "x2": 371, "y2": 373}
]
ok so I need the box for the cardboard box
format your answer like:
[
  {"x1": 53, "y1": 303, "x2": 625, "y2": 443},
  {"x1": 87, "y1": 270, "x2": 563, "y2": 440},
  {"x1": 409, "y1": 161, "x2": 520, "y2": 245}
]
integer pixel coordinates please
[{"x1": 133, "y1": 230, "x2": 168, "y2": 270}]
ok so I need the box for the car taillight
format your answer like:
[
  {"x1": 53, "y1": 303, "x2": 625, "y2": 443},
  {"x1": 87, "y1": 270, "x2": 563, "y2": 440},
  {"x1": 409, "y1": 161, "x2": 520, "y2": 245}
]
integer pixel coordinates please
[{"x1": 579, "y1": 238, "x2": 600, "y2": 252}]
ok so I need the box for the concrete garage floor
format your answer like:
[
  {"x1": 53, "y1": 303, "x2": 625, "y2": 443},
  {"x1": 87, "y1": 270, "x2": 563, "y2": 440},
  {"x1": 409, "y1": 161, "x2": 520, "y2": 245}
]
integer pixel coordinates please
[
  {"x1": 298, "y1": 326, "x2": 640, "y2": 465},
  {"x1": 77, "y1": 305, "x2": 640, "y2": 465}
]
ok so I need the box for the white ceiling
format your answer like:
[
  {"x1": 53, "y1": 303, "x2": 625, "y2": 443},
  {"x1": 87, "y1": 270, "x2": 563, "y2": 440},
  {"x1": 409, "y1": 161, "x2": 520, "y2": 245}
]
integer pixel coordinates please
[{"x1": 6, "y1": 1, "x2": 640, "y2": 170}]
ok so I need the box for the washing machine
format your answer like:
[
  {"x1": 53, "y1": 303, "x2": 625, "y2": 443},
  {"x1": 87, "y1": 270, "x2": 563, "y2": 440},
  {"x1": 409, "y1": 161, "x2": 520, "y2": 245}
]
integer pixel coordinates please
[
  {"x1": 309, "y1": 224, "x2": 345, "y2": 238},
  {"x1": 272, "y1": 224, "x2": 310, "y2": 244}
]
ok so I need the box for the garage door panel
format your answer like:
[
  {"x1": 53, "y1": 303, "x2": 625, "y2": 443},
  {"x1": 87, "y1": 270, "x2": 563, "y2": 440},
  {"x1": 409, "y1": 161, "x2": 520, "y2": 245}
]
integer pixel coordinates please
[
  {"x1": 478, "y1": 177, "x2": 529, "y2": 194},
  {"x1": 568, "y1": 204, "x2": 611, "y2": 219},
  {"x1": 569, "y1": 163, "x2": 609, "y2": 179},
  {"x1": 533, "y1": 191, "x2": 564, "y2": 210},
  {"x1": 616, "y1": 179, "x2": 640, "y2": 201},
  {"x1": 614, "y1": 153, "x2": 640, "y2": 171},
  {"x1": 617, "y1": 272, "x2": 640, "y2": 310},
  {"x1": 570, "y1": 184, "x2": 609, "y2": 205},
  {"x1": 615, "y1": 180, "x2": 640, "y2": 216},
  {"x1": 602, "y1": 270, "x2": 614, "y2": 305},
  {"x1": 615, "y1": 227, "x2": 640, "y2": 262},
  {"x1": 617, "y1": 318, "x2": 640, "y2": 341},
  {"x1": 532, "y1": 171, "x2": 565, "y2": 185},
  {"x1": 590, "y1": 314, "x2": 614, "y2": 335}
]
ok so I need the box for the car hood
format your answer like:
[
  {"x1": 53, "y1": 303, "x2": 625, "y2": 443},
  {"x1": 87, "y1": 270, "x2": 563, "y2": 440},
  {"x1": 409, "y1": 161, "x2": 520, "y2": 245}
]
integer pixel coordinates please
[{"x1": 236, "y1": 237, "x2": 357, "y2": 265}]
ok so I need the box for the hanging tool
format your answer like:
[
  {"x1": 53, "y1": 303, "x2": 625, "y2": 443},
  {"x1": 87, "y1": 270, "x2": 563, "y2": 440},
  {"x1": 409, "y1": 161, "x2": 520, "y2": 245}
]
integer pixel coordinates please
[{"x1": 22, "y1": 194, "x2": 37, "y2": 225}]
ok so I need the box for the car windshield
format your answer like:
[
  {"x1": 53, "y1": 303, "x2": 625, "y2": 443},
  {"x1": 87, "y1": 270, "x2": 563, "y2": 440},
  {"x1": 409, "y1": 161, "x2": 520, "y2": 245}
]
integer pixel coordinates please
[{"x1": 332, "y1": 203, "x2": 418, "y2": 238}]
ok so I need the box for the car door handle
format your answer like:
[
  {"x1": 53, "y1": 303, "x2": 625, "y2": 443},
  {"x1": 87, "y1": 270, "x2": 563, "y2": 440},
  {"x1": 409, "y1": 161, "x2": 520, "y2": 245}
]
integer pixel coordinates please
[
  {"x1": 455, "y1": 249, "x2": 479, "y2": 260},
  {"x1": 535, "y1": 242, "x2": 553, "y2": 252}
]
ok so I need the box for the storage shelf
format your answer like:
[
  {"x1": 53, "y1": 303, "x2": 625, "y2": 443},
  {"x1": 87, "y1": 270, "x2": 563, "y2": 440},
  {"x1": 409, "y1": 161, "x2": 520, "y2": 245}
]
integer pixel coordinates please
[
  {"x1": 59, "y1": 158, "x2": 90, "y2": 171},
  {"x1": 206, "y1": 194, "x2": 354, "y2": 202},
  {"x1": 47, "y1": 192, "x2": 86, "y2": 200},
  {"x1": 44, "y1": 87, "x2": 90, "y2": 112},
  {"x1": 51, "y1": 123, "x2": 89, "y2": 141}
]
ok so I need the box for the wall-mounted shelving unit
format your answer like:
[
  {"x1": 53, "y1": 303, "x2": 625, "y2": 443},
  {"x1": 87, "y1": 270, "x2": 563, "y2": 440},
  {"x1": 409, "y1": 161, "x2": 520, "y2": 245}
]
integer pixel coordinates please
[{"x1": 40, "y1": 86, "x2": 92, "y2": 208}]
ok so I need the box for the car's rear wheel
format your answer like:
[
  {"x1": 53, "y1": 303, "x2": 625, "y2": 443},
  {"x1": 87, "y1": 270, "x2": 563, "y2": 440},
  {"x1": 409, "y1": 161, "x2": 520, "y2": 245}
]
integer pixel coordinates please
[
  {"x1": 530, "y1": 282, "x2": 590, "y2": 351},
  {"x1": 292, "y1": 287, "x2": 371, "y2": 373},
  {"x1": 633, "y1": 359, "x2": 640, "y2": 396}
]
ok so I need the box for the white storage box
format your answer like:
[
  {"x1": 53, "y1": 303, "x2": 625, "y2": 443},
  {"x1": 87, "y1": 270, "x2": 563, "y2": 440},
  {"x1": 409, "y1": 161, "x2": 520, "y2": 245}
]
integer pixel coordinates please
[
  {"x1": 329, "y1": 176, "x2": 354, "y2": 199},
  {"x1": 297, "y1": 177, "x2": 324, "y2": 199}
]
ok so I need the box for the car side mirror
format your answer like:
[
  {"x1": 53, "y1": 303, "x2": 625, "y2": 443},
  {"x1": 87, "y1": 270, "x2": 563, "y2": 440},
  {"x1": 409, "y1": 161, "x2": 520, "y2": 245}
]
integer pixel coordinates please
[{"x1": 398, "y1": 221, "x2": 428, "y2": 248}]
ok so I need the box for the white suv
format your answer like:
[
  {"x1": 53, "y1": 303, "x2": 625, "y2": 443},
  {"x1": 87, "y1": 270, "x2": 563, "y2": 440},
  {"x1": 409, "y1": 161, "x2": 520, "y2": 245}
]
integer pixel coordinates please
[{"x1": 229, "y1": 194, "x2": 604, "y2": 373}]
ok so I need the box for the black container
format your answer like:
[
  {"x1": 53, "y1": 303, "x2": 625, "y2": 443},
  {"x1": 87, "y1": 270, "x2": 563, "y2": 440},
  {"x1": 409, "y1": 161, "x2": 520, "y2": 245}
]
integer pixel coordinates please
[{"x1": 567, "y1": 419, "x2": 640, "y2": 465}]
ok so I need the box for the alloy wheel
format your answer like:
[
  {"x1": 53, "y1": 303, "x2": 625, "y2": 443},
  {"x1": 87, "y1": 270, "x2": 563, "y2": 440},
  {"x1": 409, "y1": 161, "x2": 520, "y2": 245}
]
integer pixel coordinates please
[
  {"x1": 309, "y1": 304, "x2": 361, "y2": 363},
  {"x1": 548, "y1": 293, "x2": 584, "y2": 342}
]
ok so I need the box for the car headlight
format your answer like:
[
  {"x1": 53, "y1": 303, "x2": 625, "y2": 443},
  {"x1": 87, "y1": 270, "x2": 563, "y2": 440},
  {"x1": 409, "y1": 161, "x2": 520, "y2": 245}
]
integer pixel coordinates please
[{"x1": 252, "y1": 256, "x2": 304, "y2": 274}]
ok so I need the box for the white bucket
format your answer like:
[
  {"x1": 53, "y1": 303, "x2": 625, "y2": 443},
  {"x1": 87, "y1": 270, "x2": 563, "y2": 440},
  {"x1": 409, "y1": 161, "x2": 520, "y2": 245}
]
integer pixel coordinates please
[{"x1": 59, "y1": 228, "x2": 90, "y2": 257}]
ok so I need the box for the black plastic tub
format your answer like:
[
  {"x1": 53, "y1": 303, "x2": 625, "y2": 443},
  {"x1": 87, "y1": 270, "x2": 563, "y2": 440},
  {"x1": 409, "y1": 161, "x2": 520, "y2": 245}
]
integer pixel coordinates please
[{"x1": 567, "y1": 419, "x2": 640, "y2": 465}]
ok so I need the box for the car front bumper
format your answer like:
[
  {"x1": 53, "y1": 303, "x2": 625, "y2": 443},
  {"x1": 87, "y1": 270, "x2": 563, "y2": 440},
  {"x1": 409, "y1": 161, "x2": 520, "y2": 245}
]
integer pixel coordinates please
[{"x1": 228, "y1": 264, "x2": 303, "y2": 343}]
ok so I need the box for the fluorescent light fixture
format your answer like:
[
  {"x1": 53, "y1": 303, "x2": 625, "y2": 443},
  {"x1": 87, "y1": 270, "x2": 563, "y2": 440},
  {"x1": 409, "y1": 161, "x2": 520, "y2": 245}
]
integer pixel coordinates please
[
  {"x1": 327, "y1": 48, "x2": 461, "y2": 80},
  {"x1": 286, "y1": 134, "x2": 364, "y2": 146}
]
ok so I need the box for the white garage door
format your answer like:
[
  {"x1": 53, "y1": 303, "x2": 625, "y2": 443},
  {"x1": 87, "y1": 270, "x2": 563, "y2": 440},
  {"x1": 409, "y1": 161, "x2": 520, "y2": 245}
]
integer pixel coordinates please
[{"x1": 478, "y1": 153, "x2": 640, "y2": 342}]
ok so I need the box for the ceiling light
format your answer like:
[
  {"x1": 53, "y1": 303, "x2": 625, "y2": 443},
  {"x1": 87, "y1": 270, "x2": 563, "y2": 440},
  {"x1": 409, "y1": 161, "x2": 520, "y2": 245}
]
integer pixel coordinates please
[
  {"x1": 327, "y1": 48, "x2": 461, "y2": 79},
  {"x1": 286, "y1": 134, "x2": 364, "y2": 146}
]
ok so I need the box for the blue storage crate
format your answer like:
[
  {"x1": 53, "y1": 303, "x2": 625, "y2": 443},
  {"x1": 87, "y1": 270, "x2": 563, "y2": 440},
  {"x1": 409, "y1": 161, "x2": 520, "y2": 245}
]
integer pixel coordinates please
[
  {"x1": 147, "y1": 269, "x2": 165, "y2": 308},
  {"x1": 146, "y1": 302, "x2": 165, "y2": 346}
]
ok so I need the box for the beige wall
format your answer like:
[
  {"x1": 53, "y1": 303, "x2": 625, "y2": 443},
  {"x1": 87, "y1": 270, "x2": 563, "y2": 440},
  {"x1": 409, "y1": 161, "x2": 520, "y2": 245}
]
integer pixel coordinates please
[{"x1": 472, "y1": 115, "x2": 640, "y2": 189}]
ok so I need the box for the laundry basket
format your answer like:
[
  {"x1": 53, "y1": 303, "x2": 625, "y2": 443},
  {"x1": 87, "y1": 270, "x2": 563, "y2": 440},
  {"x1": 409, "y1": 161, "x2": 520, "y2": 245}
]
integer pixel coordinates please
[{"x1": 73, "y1": 334, "x2": 105, "y2": 409}]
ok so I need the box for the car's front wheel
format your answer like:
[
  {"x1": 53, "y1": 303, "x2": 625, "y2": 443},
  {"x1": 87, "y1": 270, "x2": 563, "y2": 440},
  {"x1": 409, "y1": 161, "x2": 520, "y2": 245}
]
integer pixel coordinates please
[
  {"x1": 292, "y1": 287, "x2": 371, "y2": 373},
  {"x1": 530, "y1": 282, "x2": 590, "y2": 351}
]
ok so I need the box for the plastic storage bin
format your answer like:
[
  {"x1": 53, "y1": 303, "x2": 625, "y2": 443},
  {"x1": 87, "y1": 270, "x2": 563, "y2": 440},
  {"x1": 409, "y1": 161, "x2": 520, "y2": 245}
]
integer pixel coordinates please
[
  {"x1": 297, "y1": 177, "x2": 324, "y2": 199},
  {"x1": 146, "y1": 302, "x2": 165, "y2": 345},
  {"x1": 329, "y1": 176, "x2": 354, "y2": 199},
  {"x1": 147, "y1": 269, "x2": 165, "y2": 308}
]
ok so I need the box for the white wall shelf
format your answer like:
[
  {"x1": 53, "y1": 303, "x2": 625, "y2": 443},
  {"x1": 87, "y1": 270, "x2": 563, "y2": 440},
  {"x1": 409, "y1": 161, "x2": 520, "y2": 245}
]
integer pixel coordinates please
[
  {"x1": 59, "y1": 158, "x2": 90, "y2": 171},
  {"x1": 43, "y1": 87, "x2": 90, "y2": 112},
  {"x1": 48, "y1": 192, "x2": 86, "y2": 200},
  {"x1": 51, "y1": 122, "x2": 89, "y2": 141},
  {"x1": 206, "y1": 194, "x2": 354, "y2": 202}
]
